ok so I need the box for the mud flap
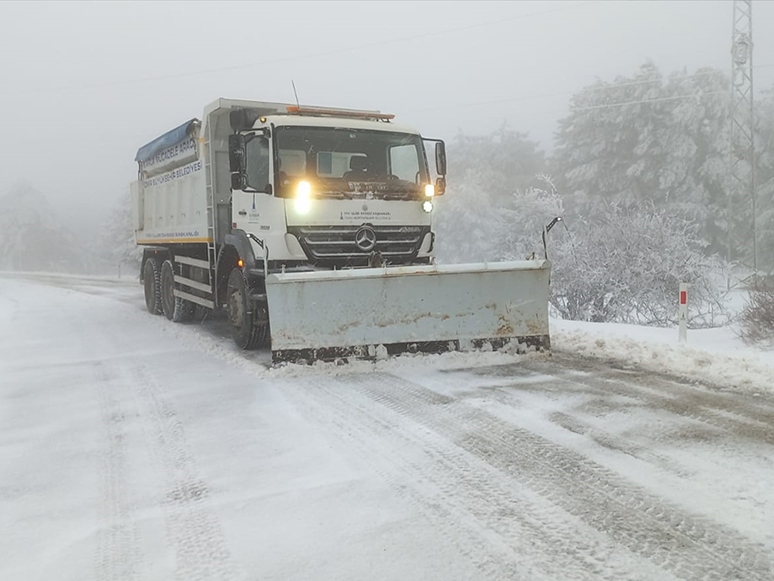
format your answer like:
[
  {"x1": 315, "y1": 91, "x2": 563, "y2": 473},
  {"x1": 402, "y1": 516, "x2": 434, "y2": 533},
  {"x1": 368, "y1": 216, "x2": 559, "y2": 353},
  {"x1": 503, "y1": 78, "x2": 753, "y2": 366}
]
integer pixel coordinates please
[{"x1": 265, "y1": 260, "x2": 551, "y2": 364}]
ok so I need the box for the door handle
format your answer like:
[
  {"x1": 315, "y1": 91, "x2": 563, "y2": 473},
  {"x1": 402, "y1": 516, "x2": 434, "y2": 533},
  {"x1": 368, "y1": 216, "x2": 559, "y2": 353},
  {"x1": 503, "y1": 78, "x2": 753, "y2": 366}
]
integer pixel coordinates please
[{"x1": 238, "y1": 210, "x2": 247, "y2": 216}]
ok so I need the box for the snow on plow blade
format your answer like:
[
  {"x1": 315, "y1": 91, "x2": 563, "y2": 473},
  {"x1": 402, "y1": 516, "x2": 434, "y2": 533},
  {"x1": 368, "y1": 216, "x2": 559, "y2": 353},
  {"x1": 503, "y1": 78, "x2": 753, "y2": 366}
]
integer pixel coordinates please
[{"x1": 265, "y1": 260, "x2": 551, "y2": 364}]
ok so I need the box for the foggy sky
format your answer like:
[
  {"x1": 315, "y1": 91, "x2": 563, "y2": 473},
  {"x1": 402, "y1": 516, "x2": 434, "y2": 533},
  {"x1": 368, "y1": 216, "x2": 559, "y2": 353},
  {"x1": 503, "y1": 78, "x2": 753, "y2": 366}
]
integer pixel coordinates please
[{"x1": 2, "y1": 1, "x2": 774, "y2": 240}]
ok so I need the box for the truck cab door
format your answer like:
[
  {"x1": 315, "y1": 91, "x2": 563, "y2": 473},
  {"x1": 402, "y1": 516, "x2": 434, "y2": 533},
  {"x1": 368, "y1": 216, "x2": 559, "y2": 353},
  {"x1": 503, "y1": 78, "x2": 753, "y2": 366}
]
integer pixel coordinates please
[{"x1": 232, "y1": 134, "x2": 271, "y2": 229}]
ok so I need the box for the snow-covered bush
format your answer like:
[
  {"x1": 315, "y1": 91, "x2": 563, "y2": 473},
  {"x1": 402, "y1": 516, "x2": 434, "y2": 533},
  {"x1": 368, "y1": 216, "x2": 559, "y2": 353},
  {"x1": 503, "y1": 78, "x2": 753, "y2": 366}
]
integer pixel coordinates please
[
  {"x1": 550, "y1": 205, "x2": 728, "y2": 328},
  {"x1": 738, "y1": 282, "x2": 774, "y2": 344}
]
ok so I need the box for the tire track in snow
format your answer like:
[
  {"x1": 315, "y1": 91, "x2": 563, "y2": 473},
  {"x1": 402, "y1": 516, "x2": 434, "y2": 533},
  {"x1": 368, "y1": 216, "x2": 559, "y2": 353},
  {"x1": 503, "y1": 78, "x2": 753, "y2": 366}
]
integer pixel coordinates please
[
  {"x1": 508, "y1": 356, "x2": 774, "y2": 446},
  {"x1": 349, "y1": 371, "x2": 773, "y2": 581},
  {"x1": 281, "y1": 375, "x2": 677, "y2": 581},
  {"x1": 420, "y1": 367, "x2": 696, "y2": 479},
  {"x1": 283, "y1": 377, "x2": 530, "y2": 580},
  {"x1": 84, "y1": 286, "x2": 243, "y2": 581},
  {"x1": 545, "y1": 410, "x2": 694, "y2": 478},
  {"x1": 129, "y1": 362, "x2": 244, "y2": 581},
  {"x1": 79, "y1": 293, "x2": 145, "y2": 581},
  {"x1": 94, "y1": 360, "x2": 143, "y2": 581}
]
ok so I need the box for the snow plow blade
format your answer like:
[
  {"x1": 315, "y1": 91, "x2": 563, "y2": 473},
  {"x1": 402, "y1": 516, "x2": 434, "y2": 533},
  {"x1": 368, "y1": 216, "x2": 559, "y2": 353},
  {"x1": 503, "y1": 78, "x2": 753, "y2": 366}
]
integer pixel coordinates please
[{"x1": 265, "y1": 260, "x2": 551, "y2": 364}]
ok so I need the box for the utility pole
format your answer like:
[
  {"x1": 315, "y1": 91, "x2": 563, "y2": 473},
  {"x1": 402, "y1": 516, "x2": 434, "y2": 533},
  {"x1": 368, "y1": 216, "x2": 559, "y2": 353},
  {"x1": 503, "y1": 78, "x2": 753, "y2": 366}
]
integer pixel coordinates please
[{"x1": 728, "y1": 0, "x2": 758, "y2": 281}]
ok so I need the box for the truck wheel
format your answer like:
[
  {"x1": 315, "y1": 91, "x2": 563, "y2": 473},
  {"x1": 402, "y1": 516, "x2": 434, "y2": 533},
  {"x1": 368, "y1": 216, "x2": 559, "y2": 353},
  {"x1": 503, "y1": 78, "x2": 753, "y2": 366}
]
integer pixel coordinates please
[
  {"x1": 227, "y1": 269, "x2": 267, "y2": 349},
  {"x1": 143, "y1": 258, "x2": 162, "y2": 315},
  {"x1": 160, "y1": 260, "x2": 194, "y2": 323}
]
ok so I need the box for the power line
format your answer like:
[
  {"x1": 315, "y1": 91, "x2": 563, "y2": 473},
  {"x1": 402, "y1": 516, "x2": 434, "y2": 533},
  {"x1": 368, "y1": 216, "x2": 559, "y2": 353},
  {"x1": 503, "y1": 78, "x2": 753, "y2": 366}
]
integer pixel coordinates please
[
  {"x1": 3, "y1": 1, "x2": 598, "y2": 96},
  {"x1": 568, "y1": 90, "x2": 727, "y2": 114},
  {"x1": 414, "y1": 69, "x2": 725, "y2": 112},
  {"x1": 409, "y1": 63, "x2": 774, "y2": 113}
]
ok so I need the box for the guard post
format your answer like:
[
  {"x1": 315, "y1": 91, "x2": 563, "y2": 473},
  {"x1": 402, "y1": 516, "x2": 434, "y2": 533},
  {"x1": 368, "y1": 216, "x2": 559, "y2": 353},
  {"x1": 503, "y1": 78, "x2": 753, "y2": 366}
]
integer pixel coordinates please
[{"x1": 678, "y1": 283, "x2": 688, "y2": 343}]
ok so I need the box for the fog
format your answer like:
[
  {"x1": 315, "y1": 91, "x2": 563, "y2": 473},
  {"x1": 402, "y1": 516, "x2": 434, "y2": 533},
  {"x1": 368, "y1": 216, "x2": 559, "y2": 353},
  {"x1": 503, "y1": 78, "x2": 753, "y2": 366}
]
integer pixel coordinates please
[{"x1": 2, "y1": 1, "x2": 774, "y2": 241}]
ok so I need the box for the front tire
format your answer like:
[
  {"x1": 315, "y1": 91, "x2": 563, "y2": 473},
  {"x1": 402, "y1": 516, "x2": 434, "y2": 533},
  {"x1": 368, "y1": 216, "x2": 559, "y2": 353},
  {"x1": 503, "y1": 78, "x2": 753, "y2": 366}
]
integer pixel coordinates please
[
  {"x1": 227, "y1": 269, "x2": 268, "y2": 350},
  {"x1": 160, "y1": 259, "x2": 194, "y2": 323},
  {"x1": 143, "y1": 258, "x2": 162, "y2": 315}
]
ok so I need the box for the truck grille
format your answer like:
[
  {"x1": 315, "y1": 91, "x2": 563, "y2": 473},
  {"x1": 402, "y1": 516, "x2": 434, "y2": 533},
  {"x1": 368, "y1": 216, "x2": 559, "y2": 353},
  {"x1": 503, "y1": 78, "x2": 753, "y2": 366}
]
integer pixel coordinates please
[{"x1": 290, "y1": 225, "x2": 429, "y2": 265}]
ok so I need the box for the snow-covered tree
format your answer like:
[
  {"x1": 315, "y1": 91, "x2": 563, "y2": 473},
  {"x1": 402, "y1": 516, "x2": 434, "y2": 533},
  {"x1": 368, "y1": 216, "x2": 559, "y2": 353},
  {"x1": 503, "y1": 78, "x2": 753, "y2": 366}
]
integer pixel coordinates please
[
  {"x1": 753, "y1": 88, "x2": 774, "y2": 272},
  {"x1": 0, "y1": 182, "x2": 90, "y2": 272},
  {"x1": 552, "y1": 63, "x2": 731, "y2": 255},
  {"x1": 102, "y1": 189, "x2": 142, "y2": 273},
  {"x1": 450, "y1": 123, "x2": 546, "y2": 208},
  {"x1": 435, "y1": 127, "x2": 546, "y2": 263},
  {"x1": 433, "y1": 166, "x2": 504, "y2": 263},
  {"x1": 497, "y1": 175, "x2": 564, "y2": 261},
  {"x1": 553, "y1": 63, "x2": 667, "y2": 215}
]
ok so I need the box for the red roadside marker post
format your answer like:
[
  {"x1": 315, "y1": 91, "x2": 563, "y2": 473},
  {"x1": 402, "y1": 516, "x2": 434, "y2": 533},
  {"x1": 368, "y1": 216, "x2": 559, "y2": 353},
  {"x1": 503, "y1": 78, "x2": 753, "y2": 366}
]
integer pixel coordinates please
[{"x1": 679, "y1": 283, "x2": 688, "y2": 344}]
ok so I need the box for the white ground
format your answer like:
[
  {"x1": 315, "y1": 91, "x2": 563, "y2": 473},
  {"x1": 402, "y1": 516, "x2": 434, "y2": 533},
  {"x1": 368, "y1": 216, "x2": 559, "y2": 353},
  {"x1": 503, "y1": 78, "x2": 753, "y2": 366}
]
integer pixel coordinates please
[{"x1": 1, "y1": 273, "x2": 773, "y2": 581}]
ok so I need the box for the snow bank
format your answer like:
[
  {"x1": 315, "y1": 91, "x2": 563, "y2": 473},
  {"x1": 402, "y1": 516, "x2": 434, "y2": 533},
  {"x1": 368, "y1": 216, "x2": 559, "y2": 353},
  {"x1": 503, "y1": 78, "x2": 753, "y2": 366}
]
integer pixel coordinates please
[{"x1": 552, "y1": 317, "x2": 774, "y2": 395}]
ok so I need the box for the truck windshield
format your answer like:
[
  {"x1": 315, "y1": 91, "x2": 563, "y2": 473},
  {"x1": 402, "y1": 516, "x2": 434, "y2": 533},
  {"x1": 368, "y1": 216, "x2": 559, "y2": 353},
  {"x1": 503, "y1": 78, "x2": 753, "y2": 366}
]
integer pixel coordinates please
[{"x1": 274, "y1": 126, "x2": 429, "y2": 199}]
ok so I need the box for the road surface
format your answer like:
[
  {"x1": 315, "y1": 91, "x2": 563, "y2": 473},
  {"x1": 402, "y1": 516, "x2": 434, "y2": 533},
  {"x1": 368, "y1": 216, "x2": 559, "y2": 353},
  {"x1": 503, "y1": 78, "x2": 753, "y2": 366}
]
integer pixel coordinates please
[{"x1": 1, "y1": 273, "x2": 772, "y2": 581}]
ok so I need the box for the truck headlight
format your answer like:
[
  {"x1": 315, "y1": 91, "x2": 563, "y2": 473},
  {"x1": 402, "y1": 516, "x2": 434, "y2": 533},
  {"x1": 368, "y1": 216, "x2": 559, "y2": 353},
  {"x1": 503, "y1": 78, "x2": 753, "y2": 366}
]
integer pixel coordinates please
[
  {"x1": 424, "y1": 184, "x2": 435, "y2": 197},
  {"x1": 294, "y1": 180, "x2": 312, "y2": 214},
  {"x1": 422, "y1": 200, "x2": 433, "y2": 213}
]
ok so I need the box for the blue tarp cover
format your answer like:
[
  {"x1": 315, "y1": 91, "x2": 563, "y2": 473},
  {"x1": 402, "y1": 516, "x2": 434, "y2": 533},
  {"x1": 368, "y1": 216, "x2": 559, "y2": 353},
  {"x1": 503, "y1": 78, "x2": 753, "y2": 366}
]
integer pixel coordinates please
[{"x1": 135, "y1": 119, "x2": 199, "y2": 162}]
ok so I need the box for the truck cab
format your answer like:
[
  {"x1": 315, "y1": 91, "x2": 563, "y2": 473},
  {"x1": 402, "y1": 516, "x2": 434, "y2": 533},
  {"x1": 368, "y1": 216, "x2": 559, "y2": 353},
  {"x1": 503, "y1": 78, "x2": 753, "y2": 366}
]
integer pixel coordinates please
[{"x1": 225, "y1": 104, "x2": 446, "y2": 270}]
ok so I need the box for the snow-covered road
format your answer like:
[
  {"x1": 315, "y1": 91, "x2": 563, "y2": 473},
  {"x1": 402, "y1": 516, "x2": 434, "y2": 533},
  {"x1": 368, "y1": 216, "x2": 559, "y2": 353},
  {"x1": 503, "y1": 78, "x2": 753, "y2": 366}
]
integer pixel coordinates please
[{"x1": 1, "y1": 273, "x2": 772, "y2": 581}]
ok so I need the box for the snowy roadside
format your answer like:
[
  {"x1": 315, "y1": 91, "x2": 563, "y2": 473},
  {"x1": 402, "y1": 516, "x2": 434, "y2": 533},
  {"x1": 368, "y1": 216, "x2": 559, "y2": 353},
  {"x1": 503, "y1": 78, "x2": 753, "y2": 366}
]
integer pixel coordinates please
[{"x1": 552, "y1": 317, "x2": 774, "y2": 395}]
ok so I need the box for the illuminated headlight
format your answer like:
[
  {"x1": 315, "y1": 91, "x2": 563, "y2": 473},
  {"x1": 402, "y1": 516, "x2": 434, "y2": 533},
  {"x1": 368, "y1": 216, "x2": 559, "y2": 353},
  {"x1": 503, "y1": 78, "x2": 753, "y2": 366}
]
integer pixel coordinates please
[
  {"x1": 424, "y1": 184, "x2": 435, "y2": 197},
  {"x1": 294, "y1": 180, "x2": 312, "y2": 214},
  {"x1": 422, "y1": 200, "x2": 434, "y2": 213}
]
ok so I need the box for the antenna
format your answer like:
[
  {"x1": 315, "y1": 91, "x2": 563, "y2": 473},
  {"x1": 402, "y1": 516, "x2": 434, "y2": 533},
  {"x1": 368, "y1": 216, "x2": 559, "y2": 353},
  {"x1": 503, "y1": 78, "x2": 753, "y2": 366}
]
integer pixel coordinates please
[{"x1": 291, "y1": 80, "x2": 300, "y2": 109}]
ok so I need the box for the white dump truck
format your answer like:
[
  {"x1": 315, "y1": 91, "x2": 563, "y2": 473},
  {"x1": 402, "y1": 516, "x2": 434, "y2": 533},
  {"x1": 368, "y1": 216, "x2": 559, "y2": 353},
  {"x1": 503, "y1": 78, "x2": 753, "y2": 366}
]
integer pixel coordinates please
[{"x1": 132, "y1": 98, "x2": 550, "y2": 363}]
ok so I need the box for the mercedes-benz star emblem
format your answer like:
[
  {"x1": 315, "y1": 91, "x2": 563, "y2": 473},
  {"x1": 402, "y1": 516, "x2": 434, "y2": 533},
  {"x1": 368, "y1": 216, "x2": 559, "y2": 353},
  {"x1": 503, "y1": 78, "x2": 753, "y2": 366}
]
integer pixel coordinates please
[{"x1": 354, "y1": 226, "x2": 377, "y2": 252}]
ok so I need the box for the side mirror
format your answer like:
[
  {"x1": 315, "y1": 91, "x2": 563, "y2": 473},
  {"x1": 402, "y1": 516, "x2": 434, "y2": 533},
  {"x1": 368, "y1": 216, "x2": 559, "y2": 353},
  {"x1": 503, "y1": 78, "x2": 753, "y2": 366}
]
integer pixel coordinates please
[
  {"x1": 231, "y1": 173, "x2": 248, "y2": 191},
  {"x1": 435, "y1": 141, "x2": 447, "y2": 176},
  {"x1": 228, "y1": 134, "x2": 247, "y2": 173},
  {"x1": 435, "y1": 176, "x2": 446, "y2": 195}
]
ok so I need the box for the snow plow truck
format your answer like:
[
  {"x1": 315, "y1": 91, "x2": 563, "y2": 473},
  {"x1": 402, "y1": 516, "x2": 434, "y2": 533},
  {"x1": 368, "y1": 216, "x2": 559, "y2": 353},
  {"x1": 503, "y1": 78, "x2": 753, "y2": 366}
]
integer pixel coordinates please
[{"x1": 132, "y1": 98, "x2": 550, "y2": 363}]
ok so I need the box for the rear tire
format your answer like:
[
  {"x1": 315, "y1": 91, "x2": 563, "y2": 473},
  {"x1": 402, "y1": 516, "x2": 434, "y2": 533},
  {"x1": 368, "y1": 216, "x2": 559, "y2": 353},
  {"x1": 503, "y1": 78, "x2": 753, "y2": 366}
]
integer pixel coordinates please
[
  {"x1": 143, "y1": 258, "x2": 162, "y2": 315},
  {"x1": 161, "y1": 259, "x2": 194, "y2": 323},
  {"x1": 227, "y1": 268, "x2": 268, "y2": 349}
]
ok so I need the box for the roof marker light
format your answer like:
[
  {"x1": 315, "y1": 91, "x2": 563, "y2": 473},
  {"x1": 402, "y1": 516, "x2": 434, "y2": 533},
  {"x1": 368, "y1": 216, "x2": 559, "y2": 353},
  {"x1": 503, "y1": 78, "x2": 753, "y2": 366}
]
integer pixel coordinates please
[{"x1": 286, "y1": 105, "x2": 395, "y2": 121}]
